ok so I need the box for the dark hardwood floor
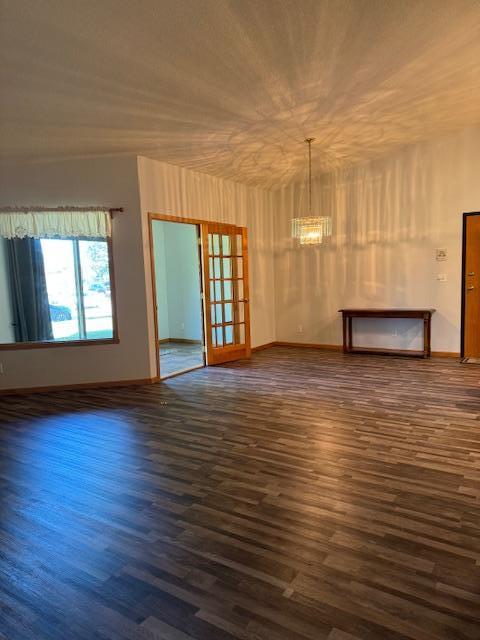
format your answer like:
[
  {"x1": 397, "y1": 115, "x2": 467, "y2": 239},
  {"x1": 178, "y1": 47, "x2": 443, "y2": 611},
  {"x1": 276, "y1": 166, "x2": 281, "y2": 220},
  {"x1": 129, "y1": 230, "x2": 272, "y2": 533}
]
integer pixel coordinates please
[{"x1": 1, "y1": 347, "x2": 480, "y2": 640}]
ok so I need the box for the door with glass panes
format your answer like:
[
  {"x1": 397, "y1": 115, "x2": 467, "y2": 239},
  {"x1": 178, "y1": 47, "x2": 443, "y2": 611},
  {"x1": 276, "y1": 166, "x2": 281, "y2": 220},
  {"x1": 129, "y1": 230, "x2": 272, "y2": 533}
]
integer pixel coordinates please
[{"x1": 202, "y1": 223, "x2": 251, "y2": 365}]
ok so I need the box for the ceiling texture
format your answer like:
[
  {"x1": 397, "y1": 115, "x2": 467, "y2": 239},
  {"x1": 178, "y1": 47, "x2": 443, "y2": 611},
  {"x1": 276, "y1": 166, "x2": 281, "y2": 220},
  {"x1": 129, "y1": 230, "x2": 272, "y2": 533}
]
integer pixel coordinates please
[{"x1": 1, "y1": 0, "x2": 480, "y2": 188}]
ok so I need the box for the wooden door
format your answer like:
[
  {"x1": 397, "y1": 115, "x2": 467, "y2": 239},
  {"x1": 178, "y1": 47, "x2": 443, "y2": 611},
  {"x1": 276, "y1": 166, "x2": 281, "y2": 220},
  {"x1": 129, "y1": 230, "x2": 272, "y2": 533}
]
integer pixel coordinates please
[
  {"x1": 463, "y1": 213, "x2": 480, "y2": 357},
  {"x1": 202, "y1": 223, "x2": 251, "y2": 365}
]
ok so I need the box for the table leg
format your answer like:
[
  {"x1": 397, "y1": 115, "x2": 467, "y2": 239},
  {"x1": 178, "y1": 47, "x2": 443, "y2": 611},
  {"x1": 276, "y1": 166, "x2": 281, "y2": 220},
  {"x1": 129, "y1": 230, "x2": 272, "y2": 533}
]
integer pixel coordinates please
[
  {"x1": 348, "y1": 317, "x2": 353, "y2": 351},
  {"x1": 424, "y1": 315, "x2": 431, "y2": 358},
  {"x1": 342, "y1": 314, "x2": 348, "y2": 353}
]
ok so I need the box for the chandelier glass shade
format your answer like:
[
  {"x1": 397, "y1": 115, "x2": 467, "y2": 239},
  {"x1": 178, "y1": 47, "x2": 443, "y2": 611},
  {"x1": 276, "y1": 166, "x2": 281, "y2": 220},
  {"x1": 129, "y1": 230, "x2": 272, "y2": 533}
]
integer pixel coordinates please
[
  {"x1": 291, "y1": 215, "x2": 332, "y2": 245},
  {"x1": 291, "y1": 138, "x2": 332, "y2": 246}
]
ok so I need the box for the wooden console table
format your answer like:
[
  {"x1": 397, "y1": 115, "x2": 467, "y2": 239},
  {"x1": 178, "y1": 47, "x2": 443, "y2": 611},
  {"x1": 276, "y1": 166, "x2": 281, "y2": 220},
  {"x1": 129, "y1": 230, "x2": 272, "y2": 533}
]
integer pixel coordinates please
[{"x1": 339, "y1": 308, "x2": 435, "y2": 358}]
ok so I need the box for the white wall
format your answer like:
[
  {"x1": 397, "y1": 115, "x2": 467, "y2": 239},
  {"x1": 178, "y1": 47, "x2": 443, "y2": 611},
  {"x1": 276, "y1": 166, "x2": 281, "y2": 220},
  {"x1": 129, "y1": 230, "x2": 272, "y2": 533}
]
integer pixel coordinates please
[
  {"x1": 152, "y1": 220, "x2": 203, "y2": 342},
  {"x1": 0, "y1": 155, "x2": 152, "y2": 389},
  {"x1": 274, "y1": 126, "x2": 480, "y2": 353},
  {"x1": 164, "y1": 222, "x2": 203, "y2": 341},
  {"x1": 137, "y1": 155, "x2": 277, "y2": 374},
  {"x1": 0, "y1": 154, "x2": 276, "y2": 390},
  {"x1": 3, "y1": 124, "x2": 473, "y2": 390},
  {"x1": 0, "y1": 238, "x2": 15, "y2": 343}
]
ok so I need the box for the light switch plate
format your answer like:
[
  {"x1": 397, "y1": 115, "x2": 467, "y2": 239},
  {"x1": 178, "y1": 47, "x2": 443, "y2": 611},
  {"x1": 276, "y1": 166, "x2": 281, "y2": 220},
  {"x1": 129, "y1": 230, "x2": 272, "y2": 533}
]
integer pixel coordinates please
[{"x1": 436, "y1": 248, "x2": 447, "y2": 261}]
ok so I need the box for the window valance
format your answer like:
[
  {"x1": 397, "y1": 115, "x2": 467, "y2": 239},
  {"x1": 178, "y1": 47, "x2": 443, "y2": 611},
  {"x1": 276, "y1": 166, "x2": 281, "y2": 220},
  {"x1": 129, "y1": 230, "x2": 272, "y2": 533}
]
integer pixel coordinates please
[{"x1": 0, "y1": 209, "x2": 112, "y2": 239}]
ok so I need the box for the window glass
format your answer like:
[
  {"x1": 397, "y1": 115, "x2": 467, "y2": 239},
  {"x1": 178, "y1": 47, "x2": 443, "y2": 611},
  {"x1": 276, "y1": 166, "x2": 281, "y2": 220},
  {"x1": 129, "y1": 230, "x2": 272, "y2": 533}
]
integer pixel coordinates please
[
  {"x1": 237, "y1": 301, "x2": 245, "y2": 322},
  {"x1": 235, "y1": 234, "x2": 243, "y2": 255},
  {"x1": 238, "y1": 323, "x2": 245, "y2": 343},
  {"x1": 236, "y1": 257, "x2": 243, "y2": 278},
  {"x1": 221, "y1": 235, "x2": 231, "y2": 255},
  {"x1": 223, "y1": 258, "x2": 232, "y2": 278},
  {"x1": 41, "y1": 239, "x2": 80, "y2": 341},
  {"x1": 79, "y1": 241, "x2": 113, "y2": 340},
  {"x1": 223, "y1": 280, "x2": 232, "y2": 300},
  {"x1": 225, "y1": 325, "x2": 233, "y2": 344},
  {"x1": 0, "y1": 236, "x2": 115, "y2": 346},
  {"x1": 236, "y1": 280, "x2": 244, "y2": 301}
]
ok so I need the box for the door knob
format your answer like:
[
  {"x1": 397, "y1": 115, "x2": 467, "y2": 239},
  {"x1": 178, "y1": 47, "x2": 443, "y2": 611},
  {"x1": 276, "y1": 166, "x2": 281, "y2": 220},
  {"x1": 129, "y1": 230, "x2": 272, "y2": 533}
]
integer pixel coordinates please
[
  {"x1": 467, "y1": 286, "x2": 475, "y2": 290},
  {"x1": 468, "y1": 272, "x2": 475, "y2": 276}
]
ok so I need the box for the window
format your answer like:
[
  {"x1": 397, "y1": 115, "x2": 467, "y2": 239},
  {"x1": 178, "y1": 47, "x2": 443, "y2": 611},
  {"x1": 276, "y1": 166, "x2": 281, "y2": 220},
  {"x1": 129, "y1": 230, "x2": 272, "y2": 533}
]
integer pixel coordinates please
[
  {"x1": 41, "y1": 239, "x2": 114, "y2": 342},
  {"x1": 0, "y1": 209, "x2": 117, "y2": 348}
]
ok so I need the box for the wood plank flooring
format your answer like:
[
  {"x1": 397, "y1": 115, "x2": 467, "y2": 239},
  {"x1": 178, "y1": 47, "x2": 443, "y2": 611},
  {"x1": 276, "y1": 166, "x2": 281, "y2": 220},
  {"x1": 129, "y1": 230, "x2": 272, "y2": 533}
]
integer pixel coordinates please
[
  {"x1": 159, "y1": 341, "x2": 204, "y2": 378},
  {"x1": 1, "y1": 347, "x2": 480, "y2": 640}
]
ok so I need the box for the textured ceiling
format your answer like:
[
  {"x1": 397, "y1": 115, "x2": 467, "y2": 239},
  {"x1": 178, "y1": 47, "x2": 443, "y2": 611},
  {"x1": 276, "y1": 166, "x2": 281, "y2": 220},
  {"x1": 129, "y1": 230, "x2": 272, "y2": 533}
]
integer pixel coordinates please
[{"x1": 1, "y1": 0, "x2": 480, "y2": 187}]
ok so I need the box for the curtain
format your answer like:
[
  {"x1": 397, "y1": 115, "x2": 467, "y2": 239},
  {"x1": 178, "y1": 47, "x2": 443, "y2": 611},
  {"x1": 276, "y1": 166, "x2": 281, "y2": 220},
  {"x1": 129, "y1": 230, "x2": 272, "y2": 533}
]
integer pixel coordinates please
[
  {"x1": 0, "y1": 210, "x2": 111, "y2": 239},
  {"x1": 7, "y1": 238, "x2": 53, "y2": 342}
]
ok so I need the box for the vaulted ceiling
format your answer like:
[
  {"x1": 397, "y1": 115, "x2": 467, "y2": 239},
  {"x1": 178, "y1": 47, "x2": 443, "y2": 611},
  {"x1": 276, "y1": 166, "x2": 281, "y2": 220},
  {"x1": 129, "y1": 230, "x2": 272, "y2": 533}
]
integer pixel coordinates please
[{"x1": 1, "y1": 0, "x2": 480, "y2": 187}]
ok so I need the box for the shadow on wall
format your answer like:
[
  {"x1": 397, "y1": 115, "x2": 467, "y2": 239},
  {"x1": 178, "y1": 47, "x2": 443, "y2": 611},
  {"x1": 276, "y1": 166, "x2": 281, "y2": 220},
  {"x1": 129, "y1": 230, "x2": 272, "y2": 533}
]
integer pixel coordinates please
[
  {"x1": 138, "y1": 154, "x2": 278, "y2": 349},
  {"x1": 274, "y1": 128, "x2": 480, "y2": 351}
]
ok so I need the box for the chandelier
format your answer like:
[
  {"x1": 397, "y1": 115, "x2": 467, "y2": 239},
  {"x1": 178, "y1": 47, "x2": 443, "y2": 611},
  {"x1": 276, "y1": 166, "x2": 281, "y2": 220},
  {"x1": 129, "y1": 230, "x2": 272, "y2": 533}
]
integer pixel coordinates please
[{"x1": 291, "y1": 138, "x2": 331, "y2": 245}]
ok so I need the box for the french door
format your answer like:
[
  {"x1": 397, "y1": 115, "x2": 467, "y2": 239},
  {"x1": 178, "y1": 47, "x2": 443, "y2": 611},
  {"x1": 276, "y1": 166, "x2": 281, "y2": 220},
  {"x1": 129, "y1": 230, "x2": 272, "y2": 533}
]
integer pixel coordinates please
[{"x1": 201, "y1": 222, "x2": 251, "y2": 364}]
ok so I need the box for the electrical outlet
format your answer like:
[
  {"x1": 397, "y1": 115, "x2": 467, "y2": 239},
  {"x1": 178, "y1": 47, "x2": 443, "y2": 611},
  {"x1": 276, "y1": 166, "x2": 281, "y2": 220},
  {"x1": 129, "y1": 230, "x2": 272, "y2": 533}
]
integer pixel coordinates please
[
  {"x1": 437, "y1": 273, "x2": 447, "y2": 282},
  {"x1": 297, "y1": 324, "x2": 303, "y2": 333}
]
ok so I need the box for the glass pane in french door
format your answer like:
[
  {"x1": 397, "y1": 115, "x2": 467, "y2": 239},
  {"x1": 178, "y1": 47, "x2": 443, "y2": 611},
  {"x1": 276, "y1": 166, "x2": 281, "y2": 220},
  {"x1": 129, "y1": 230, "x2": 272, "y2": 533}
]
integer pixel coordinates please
[
  {"x1": 224, "y1": 279, "x2": 233, "y2": 301},
  {"x1": 224, "y1": 302, "x2": 233, "y2": 323},
  {"x1": 225, "y1": 325, "x2": 234, "y2": 344},
  {"x1": 207, "y1": 230, "x2": 247, "y2": 347}
]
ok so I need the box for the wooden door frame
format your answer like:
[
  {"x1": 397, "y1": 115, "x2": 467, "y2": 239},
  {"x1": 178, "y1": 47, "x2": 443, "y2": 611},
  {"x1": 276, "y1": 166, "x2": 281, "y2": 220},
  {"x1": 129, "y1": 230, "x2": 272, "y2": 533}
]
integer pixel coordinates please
[
  {"x1": 148, "y1": 213, "x2": 251, "y2": 378},
  {"x1": 460, "y1": 211, "x2": 480, "y2": 358},
  {"x1": 148, "y1": 213, "x2": 207, "y2": 379}
]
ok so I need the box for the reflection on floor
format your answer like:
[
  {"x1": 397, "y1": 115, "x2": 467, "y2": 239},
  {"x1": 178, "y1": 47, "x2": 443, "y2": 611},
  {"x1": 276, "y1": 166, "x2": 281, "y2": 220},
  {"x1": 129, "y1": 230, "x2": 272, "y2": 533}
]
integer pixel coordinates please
[
  {"x1": 159, "y1": 340, "x2": 204, "y2": 377},
  {"x1": 2, "y1": 349, "x2": 480, "y2": 639}
]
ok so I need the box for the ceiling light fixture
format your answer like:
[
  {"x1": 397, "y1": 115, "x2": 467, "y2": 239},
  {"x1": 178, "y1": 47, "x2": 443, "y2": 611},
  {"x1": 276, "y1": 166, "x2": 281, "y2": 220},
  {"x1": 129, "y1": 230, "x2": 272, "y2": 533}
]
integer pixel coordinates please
[{"x1": 291, "y1": 138, "x2": 331, "y2": 245}]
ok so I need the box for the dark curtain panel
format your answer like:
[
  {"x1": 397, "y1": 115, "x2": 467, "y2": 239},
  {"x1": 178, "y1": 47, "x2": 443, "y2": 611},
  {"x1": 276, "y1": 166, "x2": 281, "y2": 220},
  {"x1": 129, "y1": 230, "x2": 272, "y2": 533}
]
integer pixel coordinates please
[{"x1": 7, "y1": 238, "x2": 53, "y2": 342}]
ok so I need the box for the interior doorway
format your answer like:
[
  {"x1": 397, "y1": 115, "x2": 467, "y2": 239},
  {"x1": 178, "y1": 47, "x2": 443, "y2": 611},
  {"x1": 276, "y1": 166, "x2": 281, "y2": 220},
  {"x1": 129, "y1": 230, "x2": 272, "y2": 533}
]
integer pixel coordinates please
[
  {"x1": 149, "y1": 214, "x2": 251, "y2": 379},
  {"x1": 461, "y1": 211, "x2": 480, "y2": 360},
  {"x1": 150, "y1": 219, "x2": 205, "y2": 378}
]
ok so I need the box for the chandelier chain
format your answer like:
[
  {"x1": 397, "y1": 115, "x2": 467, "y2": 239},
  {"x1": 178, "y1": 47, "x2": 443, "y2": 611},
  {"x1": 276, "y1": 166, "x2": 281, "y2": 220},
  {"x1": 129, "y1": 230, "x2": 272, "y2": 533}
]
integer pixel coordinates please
[
  {"x1": 291, "y1": 136, "x2": 331, "y2": 245},
  {"x1": 305, "y1": 137, "x2": 315, "y2": 215}
]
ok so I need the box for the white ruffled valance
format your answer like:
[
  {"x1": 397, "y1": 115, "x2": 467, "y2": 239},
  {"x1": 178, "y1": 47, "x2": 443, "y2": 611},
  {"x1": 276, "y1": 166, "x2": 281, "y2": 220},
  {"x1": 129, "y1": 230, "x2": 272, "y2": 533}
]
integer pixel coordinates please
[{"x1": 0, "y1": 210, "x2": 112, "y2": 239}]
